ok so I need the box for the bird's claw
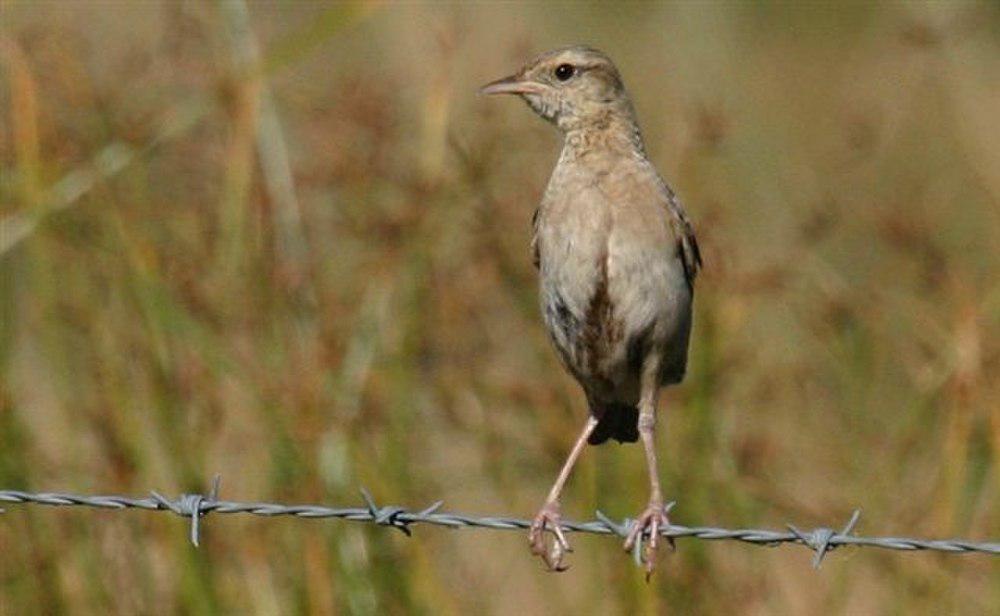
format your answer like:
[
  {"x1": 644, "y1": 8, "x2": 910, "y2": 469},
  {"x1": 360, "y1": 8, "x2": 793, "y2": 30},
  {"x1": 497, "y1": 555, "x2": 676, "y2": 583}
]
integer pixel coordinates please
[
  {"x1": 528, "y1": 501, "x2": 571, "y2": 572},
  {"x1": 623, "y1": 501, "x2": 674, "y2": 579}
]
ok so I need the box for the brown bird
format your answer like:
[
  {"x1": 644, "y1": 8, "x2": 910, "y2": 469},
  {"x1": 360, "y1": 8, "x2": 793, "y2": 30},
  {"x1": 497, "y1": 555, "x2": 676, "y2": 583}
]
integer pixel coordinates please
[{"x1": 481, "y1": 46, "x2": 701, "y2": 575}]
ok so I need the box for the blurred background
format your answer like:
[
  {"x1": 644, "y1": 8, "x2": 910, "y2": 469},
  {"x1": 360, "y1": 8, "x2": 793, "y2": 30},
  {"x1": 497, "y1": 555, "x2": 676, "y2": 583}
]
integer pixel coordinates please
[{"x1": 1, "y1": 1, "x2": 998, "y2": 614}]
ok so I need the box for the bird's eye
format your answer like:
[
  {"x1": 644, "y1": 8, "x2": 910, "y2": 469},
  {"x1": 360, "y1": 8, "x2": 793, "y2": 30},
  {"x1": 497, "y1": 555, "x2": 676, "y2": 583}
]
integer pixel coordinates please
[{"x1": 554, "y1": 64, "x2": 575, "y2": 81}]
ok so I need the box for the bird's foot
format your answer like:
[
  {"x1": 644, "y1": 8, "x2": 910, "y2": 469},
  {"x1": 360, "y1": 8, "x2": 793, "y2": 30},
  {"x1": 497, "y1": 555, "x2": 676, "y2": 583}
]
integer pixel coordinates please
[
  {"x1": 623, "y1": 500, "x2": 675, "y2": 580},
  {"x1": 528, "y1": 500, "x2": 571, "y2": 572}
]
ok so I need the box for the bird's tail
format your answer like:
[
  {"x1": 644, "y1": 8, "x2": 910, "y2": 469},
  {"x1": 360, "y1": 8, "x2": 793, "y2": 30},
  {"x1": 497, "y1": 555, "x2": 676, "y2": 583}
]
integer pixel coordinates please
[{"x1": 588, "y1": 402, "x2": 639, "y2": 445}]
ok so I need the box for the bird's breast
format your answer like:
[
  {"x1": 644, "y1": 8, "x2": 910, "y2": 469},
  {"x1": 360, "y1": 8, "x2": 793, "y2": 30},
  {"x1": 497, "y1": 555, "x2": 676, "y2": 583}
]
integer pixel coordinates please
[{"x1": 535, "y1": 157, "x2": 691, "y2": 396}]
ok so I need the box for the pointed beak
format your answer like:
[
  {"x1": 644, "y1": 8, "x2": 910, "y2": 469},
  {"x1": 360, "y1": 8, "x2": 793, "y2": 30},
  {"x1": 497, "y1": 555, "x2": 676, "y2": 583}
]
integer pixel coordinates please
[{"x1": 479, "y1": 74, "x2": 545, "y2": 96}]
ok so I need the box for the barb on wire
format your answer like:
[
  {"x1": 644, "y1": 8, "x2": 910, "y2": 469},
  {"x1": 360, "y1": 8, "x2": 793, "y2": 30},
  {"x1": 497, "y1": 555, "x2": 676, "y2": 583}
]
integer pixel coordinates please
[
  {"x1": 787, "y1": 508, "x2": 862, "y2": 568},
  {"x1": 1, "y1": 480, "x2": 998, "y2": 568},
  {"x1": 149, "y1": 475, "x2": 222, "y2": 547}
]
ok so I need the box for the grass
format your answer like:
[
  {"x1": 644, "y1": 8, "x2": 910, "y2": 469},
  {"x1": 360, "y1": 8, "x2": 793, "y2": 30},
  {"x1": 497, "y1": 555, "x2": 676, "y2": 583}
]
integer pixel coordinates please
[{"x1": 1, "y1": 1, "x2": 998, "y2": 614}]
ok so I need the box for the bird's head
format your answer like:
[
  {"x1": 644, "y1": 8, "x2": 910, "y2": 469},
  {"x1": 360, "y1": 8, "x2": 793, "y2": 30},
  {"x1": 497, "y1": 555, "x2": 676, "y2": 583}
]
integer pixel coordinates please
[{"x1": 480, "y1": 46, "x2": 636, "y2": 133}]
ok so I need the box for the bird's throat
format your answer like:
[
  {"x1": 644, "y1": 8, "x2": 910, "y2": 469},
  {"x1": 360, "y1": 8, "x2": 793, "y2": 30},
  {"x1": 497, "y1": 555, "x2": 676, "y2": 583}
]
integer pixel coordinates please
[{"x1": 562, "y1": 119, "x2": 647, "y2": 162}]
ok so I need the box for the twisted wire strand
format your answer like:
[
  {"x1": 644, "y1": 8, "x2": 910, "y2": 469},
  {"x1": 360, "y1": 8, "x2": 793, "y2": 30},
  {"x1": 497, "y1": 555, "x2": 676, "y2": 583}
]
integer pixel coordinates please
[{"x1": 1, "y1": 485, "x2": 997, "y2": 568}]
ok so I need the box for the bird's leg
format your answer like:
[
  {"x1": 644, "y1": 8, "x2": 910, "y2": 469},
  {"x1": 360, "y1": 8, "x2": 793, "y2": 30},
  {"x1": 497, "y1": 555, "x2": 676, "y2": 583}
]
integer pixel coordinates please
[
  {"x1": 623, "y1": 361, "x2": 673, "y2": 578},
  {"x1": 529, "y1": 415, "x2": 599, "y2": 571}
]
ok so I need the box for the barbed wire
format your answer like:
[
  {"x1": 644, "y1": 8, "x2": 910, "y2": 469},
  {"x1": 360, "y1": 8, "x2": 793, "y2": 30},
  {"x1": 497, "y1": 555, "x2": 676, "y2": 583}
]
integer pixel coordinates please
[{"x1": 1, "y1": 478, "x2": 997, "y2": 569}]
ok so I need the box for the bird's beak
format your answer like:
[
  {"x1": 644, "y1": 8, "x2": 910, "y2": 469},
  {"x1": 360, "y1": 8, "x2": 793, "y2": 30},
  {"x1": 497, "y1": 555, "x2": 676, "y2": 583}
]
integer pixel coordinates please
[{"x1": 479, "y1": 75, "x2": 545, "y2": 96}]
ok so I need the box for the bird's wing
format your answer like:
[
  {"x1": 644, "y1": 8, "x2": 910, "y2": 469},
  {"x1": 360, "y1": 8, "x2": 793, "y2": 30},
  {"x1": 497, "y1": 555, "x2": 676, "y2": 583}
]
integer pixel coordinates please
[
  {"x1": 626, "y1": 160, "x2": 702, "y2": 289},
  {"x1": 666, "y1": 189, "x2": 702, "y2": 289},
  {"x1": 530, "y1": 207, "x2": 541, "y2": 269}
]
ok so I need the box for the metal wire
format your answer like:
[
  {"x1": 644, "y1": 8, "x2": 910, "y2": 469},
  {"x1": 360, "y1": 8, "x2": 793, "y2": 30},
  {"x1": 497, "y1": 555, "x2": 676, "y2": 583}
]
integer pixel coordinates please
[{"x1": 1, "y1": 479, "x2": 997, "y2": 568}]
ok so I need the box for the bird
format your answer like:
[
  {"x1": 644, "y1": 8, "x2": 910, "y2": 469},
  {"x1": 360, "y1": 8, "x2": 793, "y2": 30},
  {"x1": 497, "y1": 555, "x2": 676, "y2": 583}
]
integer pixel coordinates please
[{"x1": 480, "y1": 46, "x2": 701, "y2": 576}]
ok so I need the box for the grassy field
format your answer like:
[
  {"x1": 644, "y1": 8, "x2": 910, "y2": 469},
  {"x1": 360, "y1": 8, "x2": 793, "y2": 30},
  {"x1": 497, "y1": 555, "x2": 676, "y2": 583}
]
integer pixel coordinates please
[{"x1": 1, "y1": 2, "x2": 998, "y2": 614}]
